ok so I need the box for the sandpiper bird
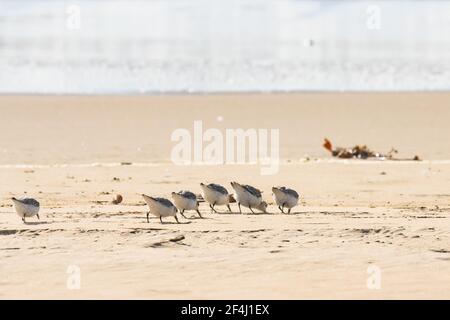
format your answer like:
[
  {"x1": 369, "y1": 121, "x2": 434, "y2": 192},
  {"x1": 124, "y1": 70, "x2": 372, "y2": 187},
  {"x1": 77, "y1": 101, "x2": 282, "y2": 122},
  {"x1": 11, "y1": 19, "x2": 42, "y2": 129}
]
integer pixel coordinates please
[
  {"x1": 11, "y1": 197, "x2": 40, "y2": 223},
  {"x1": 171, "y1": 190, "x2": 202, "y2": 218},
  {"x1": 230, "y1": 182, "x2": 267, "y2": 214},
  {"x1": 272, "y1": 187, "x2": 299, "y2": 213},
  {"x1": 142, "y1": 194, "x2": 179, "y2": 224},
  {"x1": 199, "y1": 183, "x2": 234, "y2": 213}
]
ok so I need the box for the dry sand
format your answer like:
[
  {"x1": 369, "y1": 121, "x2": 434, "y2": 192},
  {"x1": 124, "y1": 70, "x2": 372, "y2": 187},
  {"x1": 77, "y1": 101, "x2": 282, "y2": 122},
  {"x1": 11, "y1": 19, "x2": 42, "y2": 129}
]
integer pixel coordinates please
[{"x1": 0, "y1": 93, "x2": 449, "y2": 299}]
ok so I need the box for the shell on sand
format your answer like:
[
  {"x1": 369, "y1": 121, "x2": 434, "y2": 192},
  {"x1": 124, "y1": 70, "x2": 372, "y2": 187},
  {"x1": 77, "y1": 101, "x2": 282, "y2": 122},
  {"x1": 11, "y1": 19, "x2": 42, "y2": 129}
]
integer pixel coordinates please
[{"x1": 112, "y1": 194, "x2": 123, "y2": 204}]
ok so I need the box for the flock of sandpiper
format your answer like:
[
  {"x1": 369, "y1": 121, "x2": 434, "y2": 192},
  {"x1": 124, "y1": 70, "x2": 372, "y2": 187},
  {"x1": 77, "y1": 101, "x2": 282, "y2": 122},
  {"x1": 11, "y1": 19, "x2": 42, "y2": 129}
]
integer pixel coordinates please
[{"x1": 11, "y1": 182, "x2": 300, "y2": 224}]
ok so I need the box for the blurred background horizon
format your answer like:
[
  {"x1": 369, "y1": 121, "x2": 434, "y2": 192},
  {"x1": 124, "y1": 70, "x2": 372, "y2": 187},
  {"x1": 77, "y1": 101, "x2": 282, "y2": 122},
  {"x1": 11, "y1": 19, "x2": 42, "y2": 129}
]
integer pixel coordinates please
[{"x1": 0, "y1": 0, "x2": 450, "y2": 94}]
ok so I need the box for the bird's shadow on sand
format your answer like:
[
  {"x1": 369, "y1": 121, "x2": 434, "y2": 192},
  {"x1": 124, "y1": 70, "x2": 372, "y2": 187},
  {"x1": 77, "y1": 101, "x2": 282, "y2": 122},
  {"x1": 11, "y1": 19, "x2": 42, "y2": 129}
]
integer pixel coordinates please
[
  {"x1": 211, "y1": 211, "x2": 305, "y2": 215},
  {"x1": 208, "y1": 211, "x2": 242, "y2": 215},
  {"x1": 166, "y1": 221, "x2": 192, "y2": 225},
  {"x1": 148, "y1": 219, "x2": 192, "y2": 225},
  {"x1": 182, "y1": 216, "x2": 208, "y2": 220},
  {"x1": 24, "y1": 221, "x2": 50, "y2": 226},
  {"x1": 211, "y1": 211, "x2": 274, "y2": 215}
]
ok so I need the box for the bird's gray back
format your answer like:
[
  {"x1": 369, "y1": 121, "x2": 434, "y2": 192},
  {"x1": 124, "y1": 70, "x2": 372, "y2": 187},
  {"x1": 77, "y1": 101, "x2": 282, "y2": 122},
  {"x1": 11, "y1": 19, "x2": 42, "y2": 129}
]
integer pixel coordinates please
[
  {"x1": 20, "y1": 198, "x2": 40, "y2": 207},
  {"x1": 178, "y1": 191, "x2": 197, "y2": 200},
  {"x1": 208, "y1": 183, "x2": 228, "y2": 195},
  {"x1": 281, "y1": 187, "x2": 299, "y2": 199},
  {"x1": 155, "y1": 197, "x2": 174, "y2": 208},
  {"x1": 243, "y1": 185, "x2": 262, "y2": 198}
]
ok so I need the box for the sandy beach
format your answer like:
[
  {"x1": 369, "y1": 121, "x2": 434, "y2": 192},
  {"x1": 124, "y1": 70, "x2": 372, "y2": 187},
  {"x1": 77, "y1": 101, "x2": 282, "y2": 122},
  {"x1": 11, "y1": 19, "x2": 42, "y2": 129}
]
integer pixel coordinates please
[{"x1": 0, "y1": 93, "x2": 449, "y2": 299}]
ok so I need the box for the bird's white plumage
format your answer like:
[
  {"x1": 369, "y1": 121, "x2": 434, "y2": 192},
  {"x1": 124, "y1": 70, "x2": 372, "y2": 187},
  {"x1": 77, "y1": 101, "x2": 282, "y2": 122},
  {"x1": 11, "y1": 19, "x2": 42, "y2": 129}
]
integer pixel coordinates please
[
  {"x1": 272, "y1": 187, "x2": 299, "y2": 210},
  {"x1": 231, "y1": 182, "x2": 267, "y2": 212},
  {"x1": 171, "y1": 192, "x2": 198, "y2": 211},
  {"x1": 231, "y1": 182, "x2": 260, "y2": 207},
  {"x1": 200, "y1": 183, "x2": 230, "y2": 206},
  {"x1": 11, "y1": 197, "x2": 40, "y2": 220},
  {"x1": 142, "y1": 194, "x2": 177, "y2": 218}
]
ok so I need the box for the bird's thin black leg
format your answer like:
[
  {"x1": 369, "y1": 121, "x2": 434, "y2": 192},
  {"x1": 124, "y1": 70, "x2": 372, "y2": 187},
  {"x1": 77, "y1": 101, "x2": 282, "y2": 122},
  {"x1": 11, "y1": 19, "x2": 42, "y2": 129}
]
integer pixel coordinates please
[
  {"x1": 159, "y1": 216, "x2": 163, "y2": 224},
  {"x1": 212, "y1": 202, "x2": 218, "y2": 213},
  {"x1": 180, "y1": 209, "x2": 187, "y2": 219},
  {"x1": 174, "y1": 215, "x2": 180, "y2": 224},
  {"x1": 238, "y1": 202, "x2": 242, "y2": 214},
  {"x1": 196, "y1": 209, "x2": 203, "y2": 218},
  {"x1": 37, "y1": 214, "x2": 40, "y2": 220},
  {"x1": 227, "y1": 204, "x2": 232, "y2": 212},
  {"x1": 249, "y1": 206, "x2": 255, "y2": 214},
  {"x1": 147, "y1": 212, "x2": 150, "y2": 223}
]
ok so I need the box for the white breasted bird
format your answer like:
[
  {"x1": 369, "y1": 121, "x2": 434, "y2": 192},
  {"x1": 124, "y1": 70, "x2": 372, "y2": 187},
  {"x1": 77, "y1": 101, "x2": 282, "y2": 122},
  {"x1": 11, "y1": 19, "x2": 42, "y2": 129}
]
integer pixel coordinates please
[
  {"x1": 272, "y1": 187, "x2": 299, "y2": 213},
  {"x1": 171, "y1": 190, "x2": 202, "y2": 218},
  {"x1": 230, "y1": 182, "x2": 267, "y2": 214},
  {"x1": 199, "y1": 183, "x2": 235, "y2": 213},
  {"x1": 11, "y1": 197, "x2": 40, "y2": 223},
  {"x1": 142, "y1": 194, "x2": 179, "y2": 224}
]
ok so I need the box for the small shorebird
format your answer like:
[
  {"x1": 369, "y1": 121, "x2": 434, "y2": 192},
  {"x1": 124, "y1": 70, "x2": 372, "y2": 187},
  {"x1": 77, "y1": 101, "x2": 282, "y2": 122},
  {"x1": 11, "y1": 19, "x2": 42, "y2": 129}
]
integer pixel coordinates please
[
  {"x1": 272, "y1": 187, "x2": 299, "y2": 213},
  {"x1": 230, "y1": 182, "x2": 267, "y2": 214},
  {"x1": 171, "y1": 190, "x2": 202, "y2": 218},
  {"x1": 11, "y1": 197, "x2": 40, "y2": 223},
  {"x1": 199, "y1": 183, "x2": 234, "y2": 213},
  {"x1": 142, "y1": 194, "x2": 179, "y2": 224}
]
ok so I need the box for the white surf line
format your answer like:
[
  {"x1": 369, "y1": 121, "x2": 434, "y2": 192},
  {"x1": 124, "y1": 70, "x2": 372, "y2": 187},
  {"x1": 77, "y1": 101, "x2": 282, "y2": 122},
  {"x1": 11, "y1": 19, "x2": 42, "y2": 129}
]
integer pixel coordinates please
[
  {"x1": 0, "y1": 162, "x2": 167, "y2": 169},
  {"x1": 298, "y1": 159, "x2": 450, "y2": 165},
  {"x1": 1, "y1": 159, "x2": 450, "y2": 169}
]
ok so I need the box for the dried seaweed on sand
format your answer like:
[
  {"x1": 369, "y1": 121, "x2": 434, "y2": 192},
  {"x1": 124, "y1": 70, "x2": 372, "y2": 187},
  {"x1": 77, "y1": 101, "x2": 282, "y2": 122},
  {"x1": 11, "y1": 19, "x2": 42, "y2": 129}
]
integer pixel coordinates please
[{"x1": 323, "y1": 138, "x2": 420, "y2": 161}]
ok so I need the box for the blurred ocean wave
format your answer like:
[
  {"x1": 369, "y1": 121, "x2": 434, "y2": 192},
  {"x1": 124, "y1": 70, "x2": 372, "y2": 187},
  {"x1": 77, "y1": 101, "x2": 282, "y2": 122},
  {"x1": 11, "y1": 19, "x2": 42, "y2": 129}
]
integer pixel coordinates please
[{"x1": 0, "y1": 0, "x2": 449, "y2": 93}]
